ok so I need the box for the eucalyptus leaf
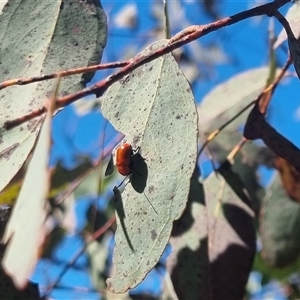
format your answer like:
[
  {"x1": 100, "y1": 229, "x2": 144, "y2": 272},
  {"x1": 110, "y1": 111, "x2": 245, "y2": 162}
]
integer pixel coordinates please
[
  {"x1": 168, "y1": 164, "x2": 255, "y2": 300},
  {"x1": 0, "y1": 1, "x2": 7, "y2": 14},
  {"x1": 198, "y1": 67, "x2": 272, "y2": 134},
  {"x1": 204, "y1": 167, "x2": 256, "y2": 300},
  {"x1": 198, "y1": 67, "x2": 278, "y2": 161},
  {"x1": 168, "y1": 167, "x2": 211, "y2": 300},
  {"x1": 274, "y1": 2, "x2": 300, "y2": 49},
  {"x1": 0, "y1": 0, "x2": 107, "y2": 192},
  {"x1": 288, "y1": 33, "x2": 300, "y2": 80},
  {"x1": 87, "y1": 237, "x2": 110, "y2": 291},
  {"x1": 101, "y1": 39, "x2": 198, "y2": 293},
  {"x1": 260, "y1": 174, "x2": 300, "y2": 267},
  {"x1": 2, "y1": 110, "x2": 51, "y2": 289}
]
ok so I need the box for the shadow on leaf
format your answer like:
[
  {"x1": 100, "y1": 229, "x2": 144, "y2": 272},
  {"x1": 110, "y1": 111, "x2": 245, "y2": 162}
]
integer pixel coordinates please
[
  {"x1": 172, "y1": 165, "x2": 204, "y2": 237},
  {"x1": 113, "y1": 187, "x2": 135, "y2": 252},
  {"x1": 131, "y1": 153, "x2": 148, "y2": 194}
]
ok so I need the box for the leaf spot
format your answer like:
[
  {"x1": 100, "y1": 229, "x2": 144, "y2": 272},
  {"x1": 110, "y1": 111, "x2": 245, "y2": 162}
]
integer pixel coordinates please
[
  {"x1": 0, "y1": 143, "x2": 19, "y2": 160},
  {"x1": 27, "y1": 119, "x2": 40, "y2": 133},
  {"x1": 148, "y1": 185, "x2": 154, "y2": 194},
  {"x1": 151, "y1": 229, "x2": 157, "y2": 240}
]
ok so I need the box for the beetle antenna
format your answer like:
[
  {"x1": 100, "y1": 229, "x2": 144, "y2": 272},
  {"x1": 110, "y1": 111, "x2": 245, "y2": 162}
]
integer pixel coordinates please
[{"x1": 143, "y1": 193, "x2": 158, "y2": 214}]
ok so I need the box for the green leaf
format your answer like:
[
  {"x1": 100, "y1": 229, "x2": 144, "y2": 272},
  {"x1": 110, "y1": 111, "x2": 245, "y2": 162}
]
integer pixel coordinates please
[
  {"x1": 0, "y1": 0, "x2": 107, "y2": 192},
  {"x1": 253, "y1": 252, "x2": 300, "y2": 282},
  {"x1": 73, "y1": 158, "x2": 115, "y2": 198},
  {"x1": 50, "y1": 158, "x2": 94, "y2": 198},
  {"x1": 101, "y1": 39, "x2": 198, "y2": 293},
  {"x1": 260, "y1": 174, "x2": 300, "y2": 267},
  {"x1": 0, "y1": 157, "x2": 94, "y2": 206},
  {"x1": 0, "y1": 180, "x2": 23, "y2": 206}
]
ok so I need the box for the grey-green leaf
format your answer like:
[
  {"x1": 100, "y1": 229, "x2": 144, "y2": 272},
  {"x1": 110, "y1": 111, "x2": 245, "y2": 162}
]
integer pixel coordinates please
[
  {"x1": 101, "y1": 39, "x2": 198, "y2": 293},
  {"x1": 168, "y1": 167, "x2": 211, "y2": 300},
  {"x1": 0, "y1": 0, "x2": 107, "y2": 192},
  {"x1": 168, "y1": 164, "x2": 256, "y2": 300},
  {"x1": 288, "y1": 35, "x2": 300, "y2": 80},
  {"x1": 197, "y1": 67, "x2": 277, "y2": 160},
  {"x1": 198, "y1": 67, "x2": 271, "y2": 134},
  {"x1": 274, "y1": 3, "x2": 300, "y2": 49},
  {"x1": 260, "y1": 174, "x2": 300, "y2": 267},
  {"x1": 2, "y1": 111, "x2": 51, "y2": 289},
  {"x1": 204, "y1": 168, "x2": 255, "y2": 300}
]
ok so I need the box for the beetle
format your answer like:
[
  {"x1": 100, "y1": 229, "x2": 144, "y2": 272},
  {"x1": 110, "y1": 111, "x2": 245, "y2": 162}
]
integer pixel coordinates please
[
  {"x1": 116, "y1": 143, "x2": 136, "y2": 176},
  {"x1": 113, "y1": 142, "x2": 157, "y2": 213},
  {"x1": 105, "y1": 142, "x2": 140, "y2": 178}
]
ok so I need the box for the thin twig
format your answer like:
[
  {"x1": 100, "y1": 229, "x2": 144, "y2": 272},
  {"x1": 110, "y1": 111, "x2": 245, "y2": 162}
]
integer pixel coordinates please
[
  {"x1": 227, "y1": 138, "x2": 247, "y2": 164},
  {"x1": 163, "y1": 0, "x2": 171, "y2": 39},
  {"x1": 259, "y1": 54, "x2": 292, "y2": 113},
  {"x1": 0, "y1": 61, "x2": 130, "y2": 90}
]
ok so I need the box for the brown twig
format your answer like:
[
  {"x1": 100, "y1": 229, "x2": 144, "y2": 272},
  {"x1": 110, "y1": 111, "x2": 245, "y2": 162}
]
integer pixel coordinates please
[
  {"x1": 92, "y1": 215, "x2": 116, "y2": 241},
  {"x1": 227, "y1": 138, "x2": 248, "y2": 163},
  {"x1": 0, "y1": 61, "x2": 130, "y2": 90},
  {"x1": 258, "y1": 54, "x2": 292, "y2": 113},
  {"x1": 4, "y1": 0, "x2": 290, "y2": 130}
]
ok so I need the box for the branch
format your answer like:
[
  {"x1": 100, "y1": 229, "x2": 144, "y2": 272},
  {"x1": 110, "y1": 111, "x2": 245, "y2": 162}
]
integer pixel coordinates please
[
  {"x1": 4, "y1": 0, "x2": 291, "y2": 130},
  {"x1": 0, "y1": 61, "x2": 130, "y2": 90}
]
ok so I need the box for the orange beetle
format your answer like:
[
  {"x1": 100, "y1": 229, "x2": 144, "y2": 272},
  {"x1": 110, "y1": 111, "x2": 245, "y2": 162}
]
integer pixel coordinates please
[{"x1": 116, "y1": 143, "x2": 135, "y2": 176}]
